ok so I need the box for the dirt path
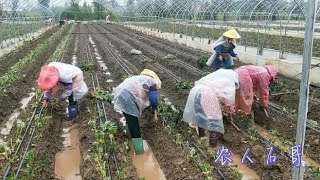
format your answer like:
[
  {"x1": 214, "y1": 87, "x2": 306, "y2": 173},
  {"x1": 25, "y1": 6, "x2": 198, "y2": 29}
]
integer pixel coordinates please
[{"x1": 0, "y1": 26, "x2": 59, "y2": 77}]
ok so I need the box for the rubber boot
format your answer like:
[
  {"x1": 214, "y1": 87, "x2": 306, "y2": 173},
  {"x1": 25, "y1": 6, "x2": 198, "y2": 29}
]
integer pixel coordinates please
[
  {"x1": 132, "y1": 138, "x2": 144, "y2": 155},
  {"x1": 68, "y1": 104, "x2": 78, "y2": 122},
  {"x1": 125, "y1": 124, "x2": 131, "y2": 138},
  {"x1": 209, "y1": 131, "x2": 223, "y2": 148},
  {"x1": 198, "y1": 127, "x2": 206, "y2": 138}
]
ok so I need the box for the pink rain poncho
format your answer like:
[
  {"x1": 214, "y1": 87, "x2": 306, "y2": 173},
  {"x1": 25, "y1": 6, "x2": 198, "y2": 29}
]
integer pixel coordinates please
[
  {"x1": 235, "y1": 65, "x2": 278, "y2": 116},
  {"x1": 183, "y1": 69, "x2": 239, "y2": 134},
  {"x1": 41, "y1": 62, "x2": 88, "y2": 101},
  {"x1": 113, "y1": 75, "x2": 160, "y2": 117}
]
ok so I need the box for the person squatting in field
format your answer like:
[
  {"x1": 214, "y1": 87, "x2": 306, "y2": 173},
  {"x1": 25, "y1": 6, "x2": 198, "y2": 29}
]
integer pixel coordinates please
[
  {"x1": 233, "y1": 65, "x2": 278, "y2": 125},
  {"x1": 112, "y1": 69, "x2": 161, "y2": 155},
  {"x1": 209, "y1": 29, "x2": 241, "y2": 71},
  {"x1": 37, "y1": 62, "x2": 88, "y2": 122},
  {"x1": 183, "y1": 69, "x2": 239, "y2": 147}
]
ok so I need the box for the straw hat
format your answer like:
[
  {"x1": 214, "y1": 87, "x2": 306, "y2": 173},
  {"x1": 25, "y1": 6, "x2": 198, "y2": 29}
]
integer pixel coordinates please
[
  {"x1": 140, "y1": 69, "x2": 162, "y2": 89},
  {"x1": 223, "y1": 29, "x2": 241, "y2": 39}
]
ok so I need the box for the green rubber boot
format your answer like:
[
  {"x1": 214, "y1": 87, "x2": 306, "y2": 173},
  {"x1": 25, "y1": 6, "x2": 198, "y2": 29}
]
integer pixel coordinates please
[
  {"x1": 132, "y1": 138, "x2": 144, "y2": 155},
  {"x1": 125, "y1": 124, "x2": 131, "y2": 138}
]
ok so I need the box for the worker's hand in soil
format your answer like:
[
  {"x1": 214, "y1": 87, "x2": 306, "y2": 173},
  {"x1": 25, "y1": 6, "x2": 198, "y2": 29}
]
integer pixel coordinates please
[
  {"x1": 218, "y1": 55, "x2": 223, "y2": 61},
  {"x1": 234, "y1": 56, "x2": 240, "y2": 61},
  {"x1": 153, "y1": 111, "x2": 158, "y2": 122},
  {"x1": 42, "y1": 100, "x2": 48, "y2": 108}
]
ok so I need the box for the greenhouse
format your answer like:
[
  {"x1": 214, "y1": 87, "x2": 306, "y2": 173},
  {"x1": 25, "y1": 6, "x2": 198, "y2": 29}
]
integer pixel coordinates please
[{"x1": 0, "y1": 0, "x2": 319, "y2": 179}]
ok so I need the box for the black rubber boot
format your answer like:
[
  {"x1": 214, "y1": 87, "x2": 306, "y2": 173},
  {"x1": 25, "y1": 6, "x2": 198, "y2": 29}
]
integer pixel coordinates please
[
  {"x1": 209, "y1": 131, "x2": 223, "y2": 148},
  {"x1": 198, "y1": 127, "x2": 206, "y2": 137}
]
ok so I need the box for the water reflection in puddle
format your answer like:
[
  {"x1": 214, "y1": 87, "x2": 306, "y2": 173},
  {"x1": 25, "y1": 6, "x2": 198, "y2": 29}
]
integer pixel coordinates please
[
  {"x1": 0, "y1": 92, "x2": 35, "y2": 137},
  {"x1": 107, "y1": 79, "x2": 113, "y2": 83},
  {"x1": 55, "y1": 124, "x2": 82, "y2": 180},
  {"x1": 129, "y1": 140, "x2": 166, "y2": 180}
]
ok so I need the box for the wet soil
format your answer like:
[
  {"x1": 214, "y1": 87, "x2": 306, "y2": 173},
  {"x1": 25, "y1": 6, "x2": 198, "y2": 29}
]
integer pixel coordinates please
[
  {"x1": 106, "y1": 24, "x2": 320, "y2": 165},
  {"x1": 76, "y1": 24, "x2": 138, "y2": 179},
  {"x1": 0, "y1": 26, "x2": 70, "y2": 126},
  {"x1": 85, "y1": 24, "x2": 208, "y2": 179},
  {"x1": 0, "y1": 26, "x2": 59, "y2": 77},
  {"x1": 141, "y1": 117, "x2": 206, "y2": 180},
  {"x1": 94, "y1": 23, "x2": 312, "y2": 179}
]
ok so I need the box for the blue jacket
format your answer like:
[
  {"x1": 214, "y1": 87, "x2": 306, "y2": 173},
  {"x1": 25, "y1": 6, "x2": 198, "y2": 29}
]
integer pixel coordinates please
[{"x1": 215, "y1": 44, "x2": 237, "y2": 57}]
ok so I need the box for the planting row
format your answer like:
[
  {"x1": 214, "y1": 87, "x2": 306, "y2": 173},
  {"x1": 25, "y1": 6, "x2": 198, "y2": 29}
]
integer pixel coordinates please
[
  {"x1": 134, "y1": 21, "x2": 320, "y2": 57},
  {"x1": 91, "y1": 23, "x2": 320, "y2": 179},
  {"x1": 0, "y1": 25, "x2": 71, "y2": 125}
]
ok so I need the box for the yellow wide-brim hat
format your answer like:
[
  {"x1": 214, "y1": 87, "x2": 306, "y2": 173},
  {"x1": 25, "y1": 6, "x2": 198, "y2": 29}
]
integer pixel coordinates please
[
  {"x1": 223, "y1": 29, "x2": 241, "y2": 39},
  {"x1": 140, "y1": 69, "x2": 162, "y2": 89}
]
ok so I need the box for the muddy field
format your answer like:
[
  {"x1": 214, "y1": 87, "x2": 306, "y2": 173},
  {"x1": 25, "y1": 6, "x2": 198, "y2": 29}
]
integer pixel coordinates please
[{"x1": 0, "y1": 23, "x2": 319, "y2": 180}]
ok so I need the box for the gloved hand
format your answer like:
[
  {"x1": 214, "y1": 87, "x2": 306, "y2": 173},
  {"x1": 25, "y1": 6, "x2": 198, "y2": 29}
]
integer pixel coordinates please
[
  {"x1": 42, "y1": 100, "x2": 48, "y2": 108},
  {"x1": 218, "y1": 55, "x2": 223, "y2": 61}
]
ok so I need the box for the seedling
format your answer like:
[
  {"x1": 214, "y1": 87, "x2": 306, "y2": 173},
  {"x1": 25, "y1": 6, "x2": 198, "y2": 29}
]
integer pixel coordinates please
[
  {"x1": 163, "y1": 54, "x2": 176, "y2": 60},
  {"x1": 100, "y1": 122, "x2": 117, "y2": 135},
  {"x1": 16, "y1": 119, "x2": 26, "y2": 139},
  {"x1": 198, "y1": 137, "x2": 208, "y2": 147},
  {"x1": 248, "y1": 127, "x2": 258, "y2": 142},
  {"x1": 199, "y1": 162, "x2": 213, "y2": 180},
  {"x1": 282, "y1": 140, "x2": 293, "y2": 146},
  {"x1": 197, "y1": 55, "x2": 209, "y2": 69},
  {"x1": 232, "y1": 167, "x2": 243, "y2": 180},
  {"x1": 189, "y1": 147, "x2": 197, "y2": 158},
  {"x1": 34, "y1": 115, "x2": 51, "y2": 129},
  {"x1": 176, "y1": 80, "x2": 192, "y2": 90},
  {"x1": 269, "y1": 81, "x2": 286, "y2": 93},
  {"x1": 25, "y1": 149, "x2": 36, "y2": 178},
  {"x1": 0, "y1": 141, "x2": 11, "y2": 159},
  {"x1": 174, "y1": 133, "x2": 182, "y2": 145},
  {"x1": 90, "y1": 89, "x2": 112, "y2": 102},
  {"x1": 269, "y1": 129, "x2": 281, "y2": 137},
  {"x1": 311, "y1": 167, "x2": 320, "y2": 179},
  {"x1": 80, "y1": 62, "x2": 96, "y2": 71}
]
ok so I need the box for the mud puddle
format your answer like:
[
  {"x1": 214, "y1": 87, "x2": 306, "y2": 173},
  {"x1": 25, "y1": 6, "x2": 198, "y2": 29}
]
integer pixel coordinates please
[
  {"x1": 129, "y1": 140, "x2": 166, "y2": 180},
  {"x1": 0, "y1": 92, "x2": 35, "y2": 137},
  {"x1": 210, "y1": 144, "x2": 260, "y2": 180},
  {"x1": 120, "y1": 117, "x2": 166, "y2": 179},
  {"x1": 55, "y1": 124, "x2": 82, "y2": 180}
]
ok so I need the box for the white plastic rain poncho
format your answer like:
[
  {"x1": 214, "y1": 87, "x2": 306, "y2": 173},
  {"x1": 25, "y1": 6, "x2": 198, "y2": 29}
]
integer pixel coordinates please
[
  {"x1": 47, "y1": 62, "x2": 88, "y2": 101},
  {"x1": 183, "y1": 69, "x2": 239, "y2": 134},
  {"x1": 113, "y1": 75, "x2": 158, "y2": 117}
]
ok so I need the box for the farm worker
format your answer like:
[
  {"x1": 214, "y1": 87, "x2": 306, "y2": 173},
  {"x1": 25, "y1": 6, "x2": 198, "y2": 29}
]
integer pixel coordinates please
[
  {"x1": 208, "y1": 29, "x2": 241, "y2": 71},
  {"x1": 112, "y1": 69, "x2": 161, "y2": 155},
  {"x1": 37, "y1": 62, "x2": 88, "y2": 121},
  {"x1": 183, "y1": 69, "x2": 239, "y2": 147},
  {"x1": 234, "y1": 65, "x2": 278, "y2": 124}
]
